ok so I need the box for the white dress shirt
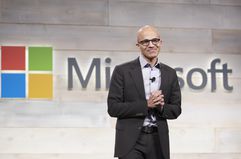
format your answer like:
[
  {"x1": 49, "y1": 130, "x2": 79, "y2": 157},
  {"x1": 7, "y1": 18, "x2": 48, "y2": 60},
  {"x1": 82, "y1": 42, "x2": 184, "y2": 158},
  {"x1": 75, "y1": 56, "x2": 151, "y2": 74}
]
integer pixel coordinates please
[{"x1": 139, "y1": 55, "x2": 161, "y2": 127}]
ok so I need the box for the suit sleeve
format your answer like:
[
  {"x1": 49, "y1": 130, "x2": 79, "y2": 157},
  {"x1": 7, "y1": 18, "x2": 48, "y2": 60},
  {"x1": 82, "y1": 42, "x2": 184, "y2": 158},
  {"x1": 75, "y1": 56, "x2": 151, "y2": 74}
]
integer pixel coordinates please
[
  {"x1": 157, "y1": 70, "x2": 182, "y2": 119},
  {"x1": 107, "y1": 66, "x2": 148, "y2": 119}
]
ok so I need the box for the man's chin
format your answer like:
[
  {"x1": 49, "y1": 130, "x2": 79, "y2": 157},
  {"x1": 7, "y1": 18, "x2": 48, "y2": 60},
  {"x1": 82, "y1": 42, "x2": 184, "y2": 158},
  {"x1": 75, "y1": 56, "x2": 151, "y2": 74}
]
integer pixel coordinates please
[
  {"x1": 146, "y1": 56, "x2": 158, "y2": 61},
  {"x1": 148, "y1": 54, "x2": 158, "y2": 59}
]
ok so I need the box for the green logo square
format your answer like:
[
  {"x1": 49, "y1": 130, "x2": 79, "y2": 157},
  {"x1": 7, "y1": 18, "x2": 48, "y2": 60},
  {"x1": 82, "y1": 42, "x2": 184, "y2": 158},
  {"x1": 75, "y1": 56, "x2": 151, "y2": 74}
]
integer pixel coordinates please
[{"x1": 29, "y1": 47, "x2": 52, "y2": 71}]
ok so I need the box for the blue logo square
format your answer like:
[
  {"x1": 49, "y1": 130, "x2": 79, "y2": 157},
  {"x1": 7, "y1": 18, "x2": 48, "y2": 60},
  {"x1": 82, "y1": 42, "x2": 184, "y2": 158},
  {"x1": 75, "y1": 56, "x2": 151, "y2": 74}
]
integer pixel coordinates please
[{"x1": 1, "y1": 73, "x2": 26, "y2": 98}]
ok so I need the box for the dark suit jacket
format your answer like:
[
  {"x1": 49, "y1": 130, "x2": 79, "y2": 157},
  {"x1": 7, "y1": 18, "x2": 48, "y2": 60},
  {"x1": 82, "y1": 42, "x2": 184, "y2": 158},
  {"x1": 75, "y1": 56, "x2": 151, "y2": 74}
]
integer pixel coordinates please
[{"x1": 107, "y1": 58, "x2": 181, "y2": 159}]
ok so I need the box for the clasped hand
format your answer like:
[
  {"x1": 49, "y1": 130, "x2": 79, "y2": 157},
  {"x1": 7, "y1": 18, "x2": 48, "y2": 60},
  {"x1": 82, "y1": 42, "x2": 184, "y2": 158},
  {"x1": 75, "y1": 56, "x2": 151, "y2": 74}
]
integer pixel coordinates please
[{"x1": 147, "y1": 90, "x2": 164, "y2": 108}]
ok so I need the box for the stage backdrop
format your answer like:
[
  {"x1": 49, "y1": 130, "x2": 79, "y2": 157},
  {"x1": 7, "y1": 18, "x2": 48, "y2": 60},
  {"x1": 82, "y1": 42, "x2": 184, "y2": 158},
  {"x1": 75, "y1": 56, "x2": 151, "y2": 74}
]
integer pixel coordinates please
[{"x1": 0, "y1": 0, "x2": 241, "y2": 159}]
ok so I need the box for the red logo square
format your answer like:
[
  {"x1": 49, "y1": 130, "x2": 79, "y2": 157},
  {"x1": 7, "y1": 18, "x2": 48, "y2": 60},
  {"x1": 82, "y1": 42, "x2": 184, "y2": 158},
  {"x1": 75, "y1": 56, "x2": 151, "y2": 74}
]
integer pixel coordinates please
[{"x1": 1, "y1": 46, "x2": 25, "y2": 70}]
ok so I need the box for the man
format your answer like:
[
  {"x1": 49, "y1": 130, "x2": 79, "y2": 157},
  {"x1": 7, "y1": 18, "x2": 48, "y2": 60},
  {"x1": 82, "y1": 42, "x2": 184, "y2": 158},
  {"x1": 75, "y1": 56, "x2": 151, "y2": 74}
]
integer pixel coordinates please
[{"x1": 107, "y1": 25, "x2": 181, "y2": 159}]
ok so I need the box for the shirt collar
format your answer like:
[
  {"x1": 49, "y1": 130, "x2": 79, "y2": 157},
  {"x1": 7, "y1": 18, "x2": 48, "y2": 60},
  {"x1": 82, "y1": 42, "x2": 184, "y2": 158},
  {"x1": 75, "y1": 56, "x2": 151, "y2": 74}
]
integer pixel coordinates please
[{"x1": 139, "y1": 54, "x2": 160, "y2": 69}]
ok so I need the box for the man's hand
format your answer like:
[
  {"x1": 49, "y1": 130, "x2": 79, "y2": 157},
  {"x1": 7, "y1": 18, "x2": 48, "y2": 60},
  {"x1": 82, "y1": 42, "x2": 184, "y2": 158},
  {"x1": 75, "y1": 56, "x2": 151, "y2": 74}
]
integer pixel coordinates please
[{"x1": 147, "y1": 90, "x2": 165, "y2": 108}]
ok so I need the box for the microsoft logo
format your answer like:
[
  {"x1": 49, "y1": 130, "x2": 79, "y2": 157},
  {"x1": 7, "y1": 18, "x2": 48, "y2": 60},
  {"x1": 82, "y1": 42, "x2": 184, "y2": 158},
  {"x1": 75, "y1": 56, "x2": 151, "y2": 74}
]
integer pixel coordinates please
[{"x1": 0, "y1": 46, "x2": 53, "y2": 99}]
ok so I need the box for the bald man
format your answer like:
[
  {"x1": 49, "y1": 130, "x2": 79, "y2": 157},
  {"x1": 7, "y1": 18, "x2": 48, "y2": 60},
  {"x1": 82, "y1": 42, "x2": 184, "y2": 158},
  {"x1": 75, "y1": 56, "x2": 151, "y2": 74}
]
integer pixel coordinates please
[{"x1": 107, "y1": 25, "x2": 182, "y2": 159}]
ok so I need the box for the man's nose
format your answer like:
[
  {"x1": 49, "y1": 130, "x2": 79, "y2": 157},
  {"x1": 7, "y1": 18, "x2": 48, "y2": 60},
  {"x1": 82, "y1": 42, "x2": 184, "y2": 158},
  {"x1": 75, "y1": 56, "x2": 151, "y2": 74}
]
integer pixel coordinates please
[{"x1": 148, "y1": 41, "x2": 155, "y2": 47}]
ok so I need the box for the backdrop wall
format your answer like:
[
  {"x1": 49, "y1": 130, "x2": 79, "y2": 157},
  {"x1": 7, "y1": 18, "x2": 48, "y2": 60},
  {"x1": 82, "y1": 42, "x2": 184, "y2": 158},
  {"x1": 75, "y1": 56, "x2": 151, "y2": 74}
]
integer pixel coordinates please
[{"x1": 0, "y1": 0, "x2": 241, "y2": 159}]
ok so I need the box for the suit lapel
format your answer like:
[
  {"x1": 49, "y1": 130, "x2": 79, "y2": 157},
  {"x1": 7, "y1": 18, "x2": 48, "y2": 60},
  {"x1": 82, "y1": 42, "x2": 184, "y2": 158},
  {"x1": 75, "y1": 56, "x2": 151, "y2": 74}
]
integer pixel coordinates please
[
  {"x1": 128, "y1": 60, "x2": 169, "y2": 99},
  {"x1": 129, "y1": 58, "x2": 146, "y2": 99},
  {"x1": 160, "y1": 63, "x2": 169, "y2": 95}
]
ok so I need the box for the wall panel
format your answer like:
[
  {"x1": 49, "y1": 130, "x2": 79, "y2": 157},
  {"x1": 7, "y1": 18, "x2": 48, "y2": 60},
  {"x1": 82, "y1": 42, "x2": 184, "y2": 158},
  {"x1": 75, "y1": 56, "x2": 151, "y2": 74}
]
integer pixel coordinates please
[{"x1": 0, "y1": 0, "x2": 241, "y2": 158}]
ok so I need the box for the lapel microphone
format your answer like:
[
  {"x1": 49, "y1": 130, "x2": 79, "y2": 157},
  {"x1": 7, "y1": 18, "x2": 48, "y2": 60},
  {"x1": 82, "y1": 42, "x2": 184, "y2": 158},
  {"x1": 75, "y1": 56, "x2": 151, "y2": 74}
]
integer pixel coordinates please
[{"x1": 150, "y1": 77, "x2": 156, "y2": 83}]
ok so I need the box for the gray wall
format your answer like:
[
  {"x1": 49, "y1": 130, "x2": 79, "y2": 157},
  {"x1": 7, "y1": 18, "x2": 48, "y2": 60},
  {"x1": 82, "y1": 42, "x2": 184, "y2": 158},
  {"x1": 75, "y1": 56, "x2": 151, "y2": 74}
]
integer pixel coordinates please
[{"x1": 0, "y1": 0, "x2": 241, "y2": 159}]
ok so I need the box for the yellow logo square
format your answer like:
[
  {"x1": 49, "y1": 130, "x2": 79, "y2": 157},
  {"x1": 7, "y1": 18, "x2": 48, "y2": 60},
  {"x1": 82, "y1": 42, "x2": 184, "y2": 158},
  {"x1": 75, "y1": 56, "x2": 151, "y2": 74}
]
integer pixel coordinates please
[{"x1": 28, "y1": 74, "x2": 53, "y2": 99}]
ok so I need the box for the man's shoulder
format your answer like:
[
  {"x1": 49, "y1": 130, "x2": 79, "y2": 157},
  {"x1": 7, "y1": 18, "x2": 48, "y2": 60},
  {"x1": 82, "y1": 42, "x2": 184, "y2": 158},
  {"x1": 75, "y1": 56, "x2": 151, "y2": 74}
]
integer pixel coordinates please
[
  {"x1": 116, "y1": 58, "x2": 139, "y2": 69},
  {"x1": 160, "y1": 62, "x2": 177, "y2": 73}
]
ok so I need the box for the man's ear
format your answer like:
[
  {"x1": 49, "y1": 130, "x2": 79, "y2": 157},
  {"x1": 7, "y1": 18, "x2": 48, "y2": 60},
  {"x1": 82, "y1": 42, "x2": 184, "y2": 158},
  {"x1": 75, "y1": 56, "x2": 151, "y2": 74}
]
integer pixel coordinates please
[{"x1": 136, "y1": 43, "x2": 139, "y2": 47}]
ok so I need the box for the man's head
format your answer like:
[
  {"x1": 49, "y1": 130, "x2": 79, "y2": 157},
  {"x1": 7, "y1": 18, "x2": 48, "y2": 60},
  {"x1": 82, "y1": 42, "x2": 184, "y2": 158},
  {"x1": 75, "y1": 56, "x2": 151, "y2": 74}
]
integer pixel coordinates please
[{"x1": 136, "y1": 25, "x2": 162, "y2": 62}]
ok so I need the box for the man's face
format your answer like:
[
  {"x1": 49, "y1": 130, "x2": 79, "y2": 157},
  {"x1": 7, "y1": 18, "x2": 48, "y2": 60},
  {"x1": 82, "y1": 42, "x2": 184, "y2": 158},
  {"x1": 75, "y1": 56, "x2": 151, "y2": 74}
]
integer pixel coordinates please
[{"x1": 136, "y1": 28, "x2": 161, "y2": 61}]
